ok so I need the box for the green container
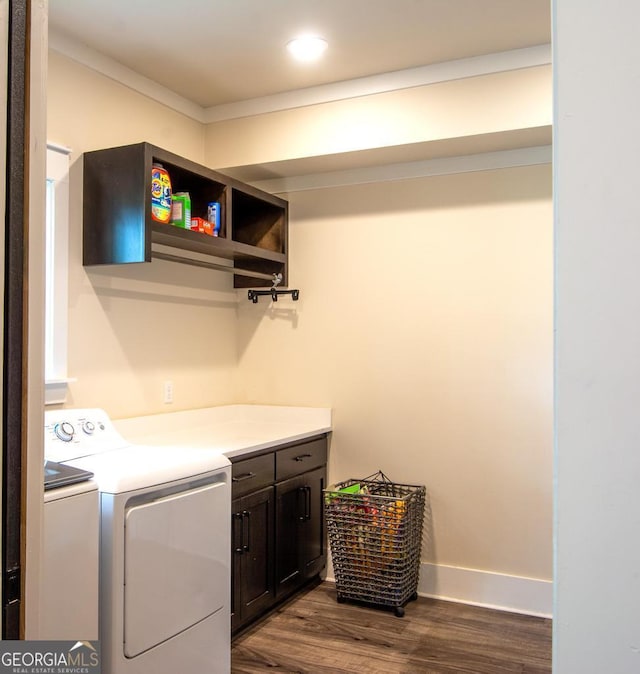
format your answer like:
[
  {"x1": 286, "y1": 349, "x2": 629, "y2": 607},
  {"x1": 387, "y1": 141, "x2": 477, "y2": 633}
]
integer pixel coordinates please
[{"x1": 170, "y1": 192, "x2": 191, "y2": 229}]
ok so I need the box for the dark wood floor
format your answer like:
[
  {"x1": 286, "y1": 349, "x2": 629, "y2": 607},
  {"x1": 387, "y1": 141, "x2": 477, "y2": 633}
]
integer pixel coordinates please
[{"x1": 231, "y1": 582, "x2": 552, "y2": 674}]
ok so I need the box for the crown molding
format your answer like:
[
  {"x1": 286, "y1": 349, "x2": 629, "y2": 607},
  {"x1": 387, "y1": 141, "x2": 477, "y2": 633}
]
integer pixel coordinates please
[
  {"x1": 48, "y1": 29, "x2": 207, "y2": 123},
  {"x1": 49, "y1": 29, "x2": 551, "y2": 126},
  {"x1": 204, "y1": 44, "x2": 551, "y2": 122},
  {"x1": 250, "y1": 145, "x2": 552, "y2": 194}
]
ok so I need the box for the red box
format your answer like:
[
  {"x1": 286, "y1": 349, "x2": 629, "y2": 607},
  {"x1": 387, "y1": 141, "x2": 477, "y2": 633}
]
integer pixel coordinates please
[{"x1": 191, "y1": 217, "x2": 216, "y2": 236}]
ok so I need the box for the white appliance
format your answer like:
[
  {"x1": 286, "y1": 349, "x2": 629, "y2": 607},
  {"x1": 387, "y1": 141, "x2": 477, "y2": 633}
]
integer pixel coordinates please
[
  {"x1": 42, "y1": 476, "x2": 99, "y2": 640},
  {"x1": 44, "y1": 408, "x2": 231, "y2": 674}
]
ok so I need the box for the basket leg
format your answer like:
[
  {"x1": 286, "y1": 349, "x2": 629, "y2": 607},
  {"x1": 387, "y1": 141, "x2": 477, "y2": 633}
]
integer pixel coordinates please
[{"x1": 394, "y1": 606, "x2": 405, "y2": 618}]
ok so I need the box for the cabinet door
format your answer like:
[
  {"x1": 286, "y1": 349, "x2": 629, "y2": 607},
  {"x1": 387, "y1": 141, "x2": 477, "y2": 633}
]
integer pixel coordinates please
[
  {"x1": 231, "y1": 486, "x2": 275, "y2": 633},
  {"x1": 275, "y1": 466, "x2": 326, "y2": 600}
]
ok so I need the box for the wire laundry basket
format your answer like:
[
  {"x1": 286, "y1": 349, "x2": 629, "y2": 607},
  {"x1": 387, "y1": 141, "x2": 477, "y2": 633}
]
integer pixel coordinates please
[{"x1": 323, "y1": 471, "x2": 426, "y2": 617}]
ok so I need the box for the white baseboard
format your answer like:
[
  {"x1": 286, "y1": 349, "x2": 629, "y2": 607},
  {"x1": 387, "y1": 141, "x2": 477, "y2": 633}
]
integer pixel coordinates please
[
  {"x1": 418, "y1": 562, "x2": 552, "y2": 618},
  {"x1": 325, "y1": 560, "x2": 552, "y2": 618}
]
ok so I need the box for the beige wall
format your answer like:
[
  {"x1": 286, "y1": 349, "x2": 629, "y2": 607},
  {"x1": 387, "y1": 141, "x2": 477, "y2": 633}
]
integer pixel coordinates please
[
  {"x1": 47, "y1": 51, "x2": 205, "y2": 164},
  {"x1": 48, "y1": 51, "x2": 239, "y2": 418},
  {"x1": 48, "y1": 49, "x2": 552, "y2": 583},
  {"x1": 236, "y1": 165, "x2": 553, "y2": 580},
  {"x1": 205, "y1": 66, "x2": 551, "y2": 169}
]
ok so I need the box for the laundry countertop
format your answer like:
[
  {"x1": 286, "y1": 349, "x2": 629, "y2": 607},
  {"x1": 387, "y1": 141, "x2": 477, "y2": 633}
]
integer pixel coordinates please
[{"x1": 113, "y1": 404, "x2": 332, "y2": 459}]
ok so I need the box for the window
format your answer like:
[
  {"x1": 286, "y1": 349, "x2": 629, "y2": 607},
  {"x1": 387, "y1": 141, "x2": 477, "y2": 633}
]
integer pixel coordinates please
[{"x1": 45, "y1": 144, "x2": 71, "y2": 404}]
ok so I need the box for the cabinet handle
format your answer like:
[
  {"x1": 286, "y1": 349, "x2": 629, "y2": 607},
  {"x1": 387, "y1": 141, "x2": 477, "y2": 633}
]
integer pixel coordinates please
[
  {"x1": 305, "y1": 486, "x2": 312, "y2": 522},
  {"x1": 242, "y1": 510, "x2": 250, "y2": 553},
  {"x1": 293, "y1": 454, "x2": 312, "y2": 462},
  {"x1": 233, "y1": 512, "x2": 244, "y2": 554},
  {"x1": 297, "y1": 486, "x2": 312, "y2": 522},
  {"x1": 232, "y1": 472, "x2": 256, "y2": 482},
  {"x1": 297, "y1": 487, "x2": 306, "y2": 521}
]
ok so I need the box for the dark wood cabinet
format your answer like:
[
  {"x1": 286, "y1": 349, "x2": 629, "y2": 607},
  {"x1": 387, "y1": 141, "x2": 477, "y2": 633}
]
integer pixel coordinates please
[
  {"x1": 82, "y1": 142, "x2": 288, "y2": 288},
  {"x1": 275, "y1": 466, "x2": 326, "y2": 600},
  {"x1": 231, "y1": 486, "x2": 275, "y2": 633},
  {"x1": 230, "y1": 435, "x2": 328, "y2": 636}
]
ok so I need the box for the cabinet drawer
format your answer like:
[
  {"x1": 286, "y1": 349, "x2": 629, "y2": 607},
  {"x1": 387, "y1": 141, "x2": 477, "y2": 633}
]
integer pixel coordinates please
[
  {"x1": 232, "y1": 453, "x2": 274, "y2": 498},
  {"x1": 276, "y1": 437, "x2": 327, "y2": 482}
]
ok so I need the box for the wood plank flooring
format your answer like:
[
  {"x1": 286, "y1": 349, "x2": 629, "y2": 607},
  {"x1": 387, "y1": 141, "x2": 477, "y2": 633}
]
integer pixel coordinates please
[{"x1": 231, "y1": 582, "x2": 552, "y2": 674}]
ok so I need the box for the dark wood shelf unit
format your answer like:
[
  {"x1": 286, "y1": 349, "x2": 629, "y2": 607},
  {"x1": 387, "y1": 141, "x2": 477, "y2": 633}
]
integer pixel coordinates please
[{"x1": 82, "y1": 142, "x2": 288, "y2": 288}]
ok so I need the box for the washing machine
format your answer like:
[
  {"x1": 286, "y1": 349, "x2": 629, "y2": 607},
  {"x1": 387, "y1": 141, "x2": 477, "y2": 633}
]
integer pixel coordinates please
[
  {"x1": 44, "y1": 408, "x2": 231, "y2": 674},
  {"x1": 42, "y1": 462, "x2": 99, "y2": 640}
]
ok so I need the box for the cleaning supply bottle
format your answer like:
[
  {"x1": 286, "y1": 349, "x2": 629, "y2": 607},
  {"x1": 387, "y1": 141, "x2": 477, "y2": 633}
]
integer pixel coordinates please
[{"x1": 151, "y1": 163, "x2": 172, "y2": 223}]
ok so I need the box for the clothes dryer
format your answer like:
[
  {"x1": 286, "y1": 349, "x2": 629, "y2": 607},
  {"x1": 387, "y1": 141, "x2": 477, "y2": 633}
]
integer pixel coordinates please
[{"x1": 44, "y1": 408, "x2": 231, "y2": 674}]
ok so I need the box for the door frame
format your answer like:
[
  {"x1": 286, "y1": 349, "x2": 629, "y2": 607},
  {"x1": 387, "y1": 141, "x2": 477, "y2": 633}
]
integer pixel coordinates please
[{"x1": 2, "y1": 0, "x2": 47, "y2": 638}]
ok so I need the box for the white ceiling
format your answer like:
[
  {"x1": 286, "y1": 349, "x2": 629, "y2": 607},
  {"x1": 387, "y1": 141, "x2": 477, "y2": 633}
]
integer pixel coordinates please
[{"x1": 48, "y1": 0, "x2": 551, "y2": 110}]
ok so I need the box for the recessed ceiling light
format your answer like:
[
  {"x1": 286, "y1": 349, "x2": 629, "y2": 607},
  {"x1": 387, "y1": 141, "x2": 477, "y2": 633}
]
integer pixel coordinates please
[{"x1": 286, "y1": 35, "x2": 328, "y2": 62}]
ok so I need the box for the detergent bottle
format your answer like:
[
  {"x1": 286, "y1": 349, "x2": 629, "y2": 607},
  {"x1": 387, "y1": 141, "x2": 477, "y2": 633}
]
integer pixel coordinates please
[{"x1": 151, "y1": 163, "x2": 172, "y2": 223}]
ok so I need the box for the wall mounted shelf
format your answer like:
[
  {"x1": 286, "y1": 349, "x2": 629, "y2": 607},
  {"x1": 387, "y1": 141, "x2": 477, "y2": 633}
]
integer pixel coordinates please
[{"x1": 82, "y1": 142, "x2": 288, "y2": 288}]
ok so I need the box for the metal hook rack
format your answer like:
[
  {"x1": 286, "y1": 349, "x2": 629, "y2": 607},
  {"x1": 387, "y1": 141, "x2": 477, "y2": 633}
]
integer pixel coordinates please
[
  {"x1": 247, "y1": 288, "x2": 300, "y2": 303},
  {"x1": 247, "y1": 273, "x2": 300, "y2": 303}
]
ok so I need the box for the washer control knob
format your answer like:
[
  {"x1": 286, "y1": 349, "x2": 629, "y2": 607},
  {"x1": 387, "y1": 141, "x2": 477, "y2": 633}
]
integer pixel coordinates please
[
  {"x1": 82, "y1": 420, "x2": 96, "y2": 435},
  {"x1": 54, "y1": 422, "x2": 75, "y2": 442}
]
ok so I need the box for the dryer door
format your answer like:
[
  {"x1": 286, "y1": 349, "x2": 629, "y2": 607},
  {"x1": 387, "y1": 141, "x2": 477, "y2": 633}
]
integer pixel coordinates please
[{"x1": 123, "y1": 478, "x2": 229, "y2": 658}]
